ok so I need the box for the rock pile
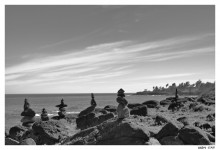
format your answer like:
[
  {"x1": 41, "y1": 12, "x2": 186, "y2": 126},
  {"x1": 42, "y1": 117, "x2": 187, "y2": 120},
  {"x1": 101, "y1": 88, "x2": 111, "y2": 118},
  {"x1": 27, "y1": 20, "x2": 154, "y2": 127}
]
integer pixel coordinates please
[
  {"x1": 20, "y1": 99, "x2": 36, "y2": 128},
  {"x1": 41, "y1": 108, "x2": 49, "y2": 121},
  {"x1": 56, "y1": 99, "x2": 67, "y2": 119},
  {"x1": 116, "y1": 88, "x2": 130, "y2": 119}
]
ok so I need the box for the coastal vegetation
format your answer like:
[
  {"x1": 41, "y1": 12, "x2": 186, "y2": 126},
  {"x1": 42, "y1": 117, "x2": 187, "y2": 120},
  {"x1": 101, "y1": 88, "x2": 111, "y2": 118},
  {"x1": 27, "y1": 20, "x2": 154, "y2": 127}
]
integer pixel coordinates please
[{"x1": 136, "y1": 80, "x2": 215, "y2": 95}]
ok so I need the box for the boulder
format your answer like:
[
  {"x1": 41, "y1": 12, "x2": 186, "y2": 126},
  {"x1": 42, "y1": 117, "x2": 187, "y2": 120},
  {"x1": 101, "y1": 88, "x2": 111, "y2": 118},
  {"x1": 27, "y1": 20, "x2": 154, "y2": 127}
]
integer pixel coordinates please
[
  {"x1": 154, "y1": 115, "x2": 170, "y2": 125},
  {"x1": 177, "y1": 117, "x2": 189, "y2": 126},
  {"x1": 78, "y1": 105, "x2": 96, "y2": 117},
  {"x1": 200, "y1": 123, "x2": 211, "y2": 130},
  {"x1": 5, "y1": 137, "x2": 19, "y2": 145},
  {"x1": 206, "y1": 113, "x2": 215, "y2": 121},
  {"x1": 9, "y1": 125, "x2": 28, "y2": 141},
  {"x1": 20, "y1": 138, "x2": 36, "y2": 145},
  {"x1": 127, "y1": 103, "x2": 142, "y2": 109},
  {"x1": 160, "y1": 99, "x2": 172, "y2": 105},
  {"x1": 130, "y1": 105, "x2": 148, "y2": 116},
  {"x1": 189, "y1": 102, "x2": 199, "y2": 109},
  {"x1": 63, "y1": 117, "x2": 150, "y2": 145},
  {"x1": 178, "y1": 125, "x2": 211, "y2": 145},
  {"x1": 142, "y1": 100, "x2": 159, "y2": 108},
  {"x1": 76, "y1": 112, "x2": 114, "y2": 130},
  {"x1": 104, "y1": 105, "x2": 117, "y2": 113},
  {"x1": 32, "y1": 120, "x2": 75, "y2": 145},
  {"x1": 197, "y1": 88, "x2": 215, "y2": 105},
  {"x1": 145, "y1": 138, "x2": 161, "y2": 145},
  {"x1": 206, "y1": 132, "x2": 215, "y2": 142},
  {"x1": 193, "y1": 105, "x2": 205, "y2": 112},
  {"x1": 160, "y1": 136, "x2": 184, "y2": 145},
  {"x1": 156, "y1": 122, "x2": 179, "y2": 140}
]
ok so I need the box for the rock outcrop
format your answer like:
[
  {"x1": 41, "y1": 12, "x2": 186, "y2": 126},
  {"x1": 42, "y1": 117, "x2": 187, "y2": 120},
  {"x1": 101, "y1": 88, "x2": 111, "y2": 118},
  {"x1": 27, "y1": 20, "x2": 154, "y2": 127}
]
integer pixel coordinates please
[
  {"x1": 160, "y1": 136, "x2": 184, "y2": 145},
  {"x1": 32, "y1": 120, "x2": 76, "y2": 145},
  {"x1": 156, "y1": 122, "x2": 179, "y2": 140},
  {"x1": 63, "y1": 117, "x2": 151, "y2": 145},
  {"x1": 130, "y1": 105, "x2": 148, "y2": 116},
  {"x1": 76, "y1": 112, "x2": 114, "y2": 130},
  {"x1": 178, "y1": 125, "x2": 211, "y2": 145},
  {"x1": 142, "y1": 100, "x2": 159, "y2": 108}
]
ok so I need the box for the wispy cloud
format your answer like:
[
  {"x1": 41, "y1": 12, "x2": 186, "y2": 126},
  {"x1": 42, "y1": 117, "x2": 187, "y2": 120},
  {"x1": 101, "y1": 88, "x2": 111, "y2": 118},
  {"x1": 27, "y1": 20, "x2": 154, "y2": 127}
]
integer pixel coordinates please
[{"x1": 6, "y1": 34, "x2": 214, "y2": 90}]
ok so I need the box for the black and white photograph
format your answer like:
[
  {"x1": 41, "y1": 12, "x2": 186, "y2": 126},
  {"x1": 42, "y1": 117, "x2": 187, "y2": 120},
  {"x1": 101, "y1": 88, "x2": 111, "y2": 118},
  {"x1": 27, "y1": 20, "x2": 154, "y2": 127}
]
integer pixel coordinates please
[{"x1": 4, "y1": 3, "x2": 216, "y2": 146}]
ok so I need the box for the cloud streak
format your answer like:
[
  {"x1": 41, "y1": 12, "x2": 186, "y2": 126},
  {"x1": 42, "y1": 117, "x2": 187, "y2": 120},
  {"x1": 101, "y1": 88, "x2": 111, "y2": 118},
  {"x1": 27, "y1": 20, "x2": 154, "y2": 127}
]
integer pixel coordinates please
[{"x1": 6, "y1": 34, "x2": 214, "y2": 91}]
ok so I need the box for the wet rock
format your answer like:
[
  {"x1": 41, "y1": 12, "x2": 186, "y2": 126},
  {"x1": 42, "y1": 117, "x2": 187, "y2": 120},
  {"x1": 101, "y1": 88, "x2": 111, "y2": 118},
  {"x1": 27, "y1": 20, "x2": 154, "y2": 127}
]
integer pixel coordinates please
[
  {"x1": 76, "y1": 112, "x2": 114, "y2": 130},
  {"x1": 63, "y1": 117, "x2": 150, "y2": 145},
  {"x1": 127, "y1": 103, "x2": 142, "y2": 109},
  {"x1": 20, "y1": 138, "x2": 36, "y2": 145},
  {"x1": 5, "y1": 137, "x2": 19, "y2": 145},
  {"x1": 160, "y1": 136, "x2": 184, "y2": 145},
  {"x1": 130, "y1": 105, "x2": 148, "y2": 116},
  {"x1": 156, "y1": 122, "x2": 179, "y2": 140},
  {"x1": 178, "y1": 125, "x2": 211, "y2": 145},
  {"x1": 142, "y1": 100, "x2": 159, "y2": 108},
  {"x1": 104, "y1": 105, "x2": 117, "y2": 112}
]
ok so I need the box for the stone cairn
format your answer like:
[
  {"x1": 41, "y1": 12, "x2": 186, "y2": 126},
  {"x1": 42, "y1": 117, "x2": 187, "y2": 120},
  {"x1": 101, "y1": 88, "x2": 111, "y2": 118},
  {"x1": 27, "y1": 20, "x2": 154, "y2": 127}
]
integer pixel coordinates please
[
  {"x1": 20, "y1": 98, "x2": 36, "y2": 127},
  {"x1": 56, "y1": 99, "x2": 67, "y2": 119},
  {"x1": 90, "y1": 93, "x2": 97, "y2": 107},
  {"x1": 116, "y1": 88, "x2": 130, "y2": 119},
  {"x1": 41, "y1": 108, "x2": 49, "y2": 121},
  {"x1": 172, "y1": 88, "x2": 179, "y2": 103}
]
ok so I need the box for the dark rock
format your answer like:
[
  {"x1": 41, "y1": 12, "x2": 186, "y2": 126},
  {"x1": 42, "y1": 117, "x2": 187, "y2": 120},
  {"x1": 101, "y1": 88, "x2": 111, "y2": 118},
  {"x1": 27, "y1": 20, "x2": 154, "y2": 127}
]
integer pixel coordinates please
[
  {"x1": 56, "y1": 99, "x2": 67, "y2": 108},
  {"x1": 130, "y1": 105, "x2": 148, "y2": 116},
  {"x1": 5, "y1": 137, "x2": 19, "y2": 145},
  {"x1": 145, "y1": 138, "x2": 161, "y2": 145},
  {"x1": 155, "y1": 115, "x2": 169, "y2": 125},
  {"x1": 206, "y1": 113, "x2": 215, "y2": 121},
  {"x1": 127, "y1": 103, "x2": 142, "y2": 109},
  {"x1": 160, "y1": 99, "x2": 172, "y2": 105},
  {"x1": 142, "y1": 100, "x2": 159, "y2": 108},
  {"x1": 21, "y1": 108, "x2": 36, "y2": 117},
  {"x1": 94, "y1": 108, "x2": 108, "y2": 114},
  {"x1": 63, "y1": 117, "x2": 150, "y2": 145},
  {"x1": 193, "y1": 105, "x2": 205, "y2": 112},
  {"x1": 32, "y1": 120, "x2": 72, "y2": 145},
  {"x1": 193, "y1": 121, "x2": 202, "y2": 128},
  {"x1": 212, "y1": 125, "x2": 215, "y2": 136},
  {"x1": 206, "y1": 132, "x2": 215, "y2": 142},
  {"x1": 189, "y1": 102, "x2": 199, "y2": 109},
  {"x1": 156, "y1": 122, "x2": 179, "y2": 140},
  {"x1": 76, "y1": 113, "x2": 114, "y2": 130},
  {"x1": 20, "y1": 138, "x2": 36, "y2": 145},
  {"x1": 200, "y1": 123, "x2": 211, "y2": 130},
  {"x1": 9, "y1": 125, "x2": 28, "y2": 141},
  {"x1": 178, "y1": 125, "x2": 211, "y2": 145},
  {"x1": 197, "y1": 88, "x2": 215, "y2": 105},
  {"x1": 78, "y1": 105, "x2": 96, "y2": 117},
  {"x1": 160, "y1": 136, "x2": 184, "y2": 145},
  {"x1": 177, "y1": 117, "x2": 189, "y2": 126},
  {"x1": 104, "y1": 105, "x2": 117, "y2": 112}
]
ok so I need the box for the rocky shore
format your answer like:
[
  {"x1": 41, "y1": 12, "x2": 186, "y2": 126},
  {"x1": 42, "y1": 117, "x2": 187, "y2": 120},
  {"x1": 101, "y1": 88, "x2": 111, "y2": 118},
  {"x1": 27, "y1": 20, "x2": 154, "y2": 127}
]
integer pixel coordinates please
[{"x1": 5, "y1": 88, "x2": 215, "y2": 145}]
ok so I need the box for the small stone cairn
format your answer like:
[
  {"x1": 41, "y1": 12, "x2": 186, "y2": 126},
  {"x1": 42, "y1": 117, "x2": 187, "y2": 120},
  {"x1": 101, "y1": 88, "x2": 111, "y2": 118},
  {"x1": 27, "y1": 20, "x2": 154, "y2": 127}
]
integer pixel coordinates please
[
  {"x1": 20, "y1": 98, "x2": 36, "y2": 127},
  {"x1": 116, "y1": 88, "x2": 130, "y2": 119},
  {"x1": 41, "y1": 108, "x2": 49, "y2": 121},
  {"x1": 56, "y1": 99, "x2": 67, "y2": 119}
]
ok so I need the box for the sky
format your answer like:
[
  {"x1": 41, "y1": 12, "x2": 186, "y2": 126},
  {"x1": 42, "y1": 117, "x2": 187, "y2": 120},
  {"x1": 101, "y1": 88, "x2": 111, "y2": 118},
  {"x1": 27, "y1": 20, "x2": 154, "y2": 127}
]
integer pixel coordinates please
[{"x1": 5, "y1": 5, "x2": 215, "y2": 94}]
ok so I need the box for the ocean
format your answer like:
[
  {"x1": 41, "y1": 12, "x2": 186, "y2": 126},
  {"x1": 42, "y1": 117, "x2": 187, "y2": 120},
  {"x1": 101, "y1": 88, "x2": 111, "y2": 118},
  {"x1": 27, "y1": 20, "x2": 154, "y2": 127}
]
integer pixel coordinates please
[{"x1": 5, "y1": 93, "x2": 168, "y2": 132}]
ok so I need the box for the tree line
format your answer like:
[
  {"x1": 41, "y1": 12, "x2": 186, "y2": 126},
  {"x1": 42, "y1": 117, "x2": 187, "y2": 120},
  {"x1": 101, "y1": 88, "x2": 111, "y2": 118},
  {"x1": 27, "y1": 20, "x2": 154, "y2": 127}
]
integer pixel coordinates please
[{"x1": 136, "y1": 80, "x2": 215, "y2": 95}]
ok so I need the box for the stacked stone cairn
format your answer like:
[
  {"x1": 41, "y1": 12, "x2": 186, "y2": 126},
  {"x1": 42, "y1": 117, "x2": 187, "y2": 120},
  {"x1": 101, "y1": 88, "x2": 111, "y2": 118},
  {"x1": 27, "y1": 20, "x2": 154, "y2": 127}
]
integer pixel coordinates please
[
  {"x1": 91, "y1": 93, "x2": 97, "y2": 107},
  {"x1": 41, "y1": 108, "x2": 49, "y2": 121},
  {"x1": 56, "y1": 99, "x2": 67, "y2": 119},
  {"x1": 116, "y1": 88, "x2": 130, "y2": 119},
  {"x1": 20, "y1": 98, "x2": 36, "y2": 128}
]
